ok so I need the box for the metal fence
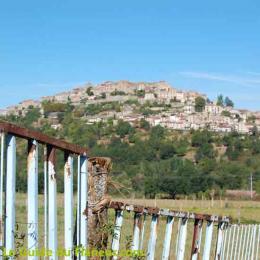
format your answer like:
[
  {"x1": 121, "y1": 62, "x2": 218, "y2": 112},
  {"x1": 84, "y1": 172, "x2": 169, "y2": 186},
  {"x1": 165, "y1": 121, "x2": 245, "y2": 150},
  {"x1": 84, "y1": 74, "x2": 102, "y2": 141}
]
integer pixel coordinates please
[
  {"x1": 0, "y1": 122, "x2": 259, "y2": 260},
  {"x1": 108, "y1": 202, "x2": 260, "y2": 260},
  {"x1": 0, "y1": 122, "x2": 89, "y2": 260},
  {"x1": 109, "y1": 201, "x2": 231, "y2": 260},
  {"x1": 220, "y1": 224, "x2": 260, "y2": 260}
]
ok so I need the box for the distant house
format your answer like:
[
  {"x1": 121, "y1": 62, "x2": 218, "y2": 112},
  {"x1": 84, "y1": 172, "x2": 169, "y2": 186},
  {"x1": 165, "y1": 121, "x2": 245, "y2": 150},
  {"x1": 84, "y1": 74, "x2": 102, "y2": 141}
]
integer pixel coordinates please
[
  {"x1": 205, "y1": 104, "x2": 223, "y2": 115},
  {"x1": 144, "y1": 93, "x2": 155, "y2": 101}
]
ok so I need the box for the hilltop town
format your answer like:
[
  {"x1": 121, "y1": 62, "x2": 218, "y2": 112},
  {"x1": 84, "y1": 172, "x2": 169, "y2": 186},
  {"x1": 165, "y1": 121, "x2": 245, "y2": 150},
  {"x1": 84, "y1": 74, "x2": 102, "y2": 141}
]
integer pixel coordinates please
[{"x1": 1, "y1": 80, "x2": 259, "y2": 134}]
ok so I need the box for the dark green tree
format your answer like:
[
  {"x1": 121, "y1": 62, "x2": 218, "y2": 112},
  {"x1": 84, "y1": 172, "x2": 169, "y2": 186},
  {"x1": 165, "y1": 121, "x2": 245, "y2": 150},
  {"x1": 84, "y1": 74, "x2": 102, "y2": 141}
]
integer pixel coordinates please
[
  {"x1": 116, "y1": 120, "x2": 135, "y2": 138},
  {"x1": 195, "y1": 97, "x2": 206, "y2": 112},
  {"x1": 140, "y1": 118, "x2": 150, "y2": 130},
  {"x1": 86, "y1": 86, "x2": 94, "y2": 96},
  {"x1": 217, "y1": 94, "x2": 224, "y2": 106},
  {"x1": 224, "y1": 96, "x2": 234, "y2": 107}
]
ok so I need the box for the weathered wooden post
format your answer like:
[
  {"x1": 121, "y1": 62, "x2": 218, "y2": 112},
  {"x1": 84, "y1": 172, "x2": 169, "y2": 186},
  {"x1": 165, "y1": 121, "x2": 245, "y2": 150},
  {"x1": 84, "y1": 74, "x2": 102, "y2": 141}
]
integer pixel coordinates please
[{"x1": 87, "y1": 157, "x2": 112, "y2": 252}]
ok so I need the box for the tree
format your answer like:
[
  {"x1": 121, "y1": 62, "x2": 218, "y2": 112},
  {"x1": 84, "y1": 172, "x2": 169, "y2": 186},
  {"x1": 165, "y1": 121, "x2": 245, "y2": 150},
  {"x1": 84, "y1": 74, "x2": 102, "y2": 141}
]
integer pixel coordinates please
[
  {"x1": 23, "y1": 107, "x2": 41, "y2": 127},
  {"x1": 159, "y1": 143, "x2": 176, "y2": 159},
  {"x1": 252, "y1": 140, "x2": 260, "y2": 154},
  {"x1": 111, "y1": 89, "x2": 126, "y2": 96},
  {"x1": 251, "y1": 126, "x2": 258, "y2": 136},
  {"x1": 195, "y1": 97, "x2": 206, "y2": 112},
  {"x1": 195, "y1": 143, "x2": 216, "y2": 162},
  {"x1": 191, "y1": 130, "x2": 213, "y2": 147},
  {"x1": 221, "y1": 110, "x2": 231, "y2": 117},
  {"x1": 217, "y1": 94, "x2": 224, "y2": 106},
  {"x1": 65, "y1": 98, "x2": 74, "y2": 113},
  {"x1": 150, "y1": 125, "x2": 165, "y2": 139},
  {"x1": 116, "y1": 120, "x2": 135, "y2": 138},
  {"x1": 224, "y1": 96, "x2": 234, "y2": 107},
  {"x1": 140, "y1": 118, "x2": 150, "y2": 130},
  {"x1": 86, "y1": 86, "x2": 94, "y2": 96},
  {"x1": 101, "y1": 92, "x2": 106, "y2": 99}
]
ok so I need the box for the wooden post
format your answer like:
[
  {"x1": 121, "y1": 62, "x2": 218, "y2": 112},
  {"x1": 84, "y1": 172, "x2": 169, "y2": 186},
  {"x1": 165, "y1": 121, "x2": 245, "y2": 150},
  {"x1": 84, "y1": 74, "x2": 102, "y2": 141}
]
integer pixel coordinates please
[{"x1": 87, "y1": 157, "x2": 112, "y2": 251}]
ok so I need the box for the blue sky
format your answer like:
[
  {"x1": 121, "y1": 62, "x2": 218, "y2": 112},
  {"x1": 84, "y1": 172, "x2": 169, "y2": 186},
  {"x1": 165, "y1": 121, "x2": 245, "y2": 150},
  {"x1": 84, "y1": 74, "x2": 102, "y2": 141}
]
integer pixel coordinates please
[{"x1": 0, "y1": 0, "x2": 260, "y2": 110}]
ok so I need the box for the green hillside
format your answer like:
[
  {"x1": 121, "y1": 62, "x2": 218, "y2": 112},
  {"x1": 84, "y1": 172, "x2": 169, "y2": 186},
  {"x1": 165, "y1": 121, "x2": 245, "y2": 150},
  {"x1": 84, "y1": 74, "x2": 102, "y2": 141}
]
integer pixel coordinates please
[{"x1": 2, "y1": 103, "x2": 260, "y2": 199}]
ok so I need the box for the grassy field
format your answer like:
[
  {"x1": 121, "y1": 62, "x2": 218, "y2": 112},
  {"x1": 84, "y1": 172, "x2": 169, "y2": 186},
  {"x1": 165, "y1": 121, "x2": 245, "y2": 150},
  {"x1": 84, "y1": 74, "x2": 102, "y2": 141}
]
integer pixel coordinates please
[{"x1": 14, "y1": 194, "x2": 260, "y2": 259}]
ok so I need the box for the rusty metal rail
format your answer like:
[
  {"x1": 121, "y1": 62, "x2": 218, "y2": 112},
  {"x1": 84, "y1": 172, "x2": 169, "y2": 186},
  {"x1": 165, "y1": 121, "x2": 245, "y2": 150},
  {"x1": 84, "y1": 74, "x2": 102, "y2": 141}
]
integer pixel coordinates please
[{"x1": 0, "y1": 121, "x2": 87, "y2": 155}]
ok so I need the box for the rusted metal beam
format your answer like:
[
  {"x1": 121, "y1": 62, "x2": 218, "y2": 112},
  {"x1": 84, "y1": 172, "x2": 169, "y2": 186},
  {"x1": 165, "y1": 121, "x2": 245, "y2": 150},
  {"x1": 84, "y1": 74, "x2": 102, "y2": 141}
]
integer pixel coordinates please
[
  {"x1": 0, "y1": 121, "x2": 88, "y2": 155},
  {"x1": 108, "y1": 201, "x2": 230, "y2": 223}
]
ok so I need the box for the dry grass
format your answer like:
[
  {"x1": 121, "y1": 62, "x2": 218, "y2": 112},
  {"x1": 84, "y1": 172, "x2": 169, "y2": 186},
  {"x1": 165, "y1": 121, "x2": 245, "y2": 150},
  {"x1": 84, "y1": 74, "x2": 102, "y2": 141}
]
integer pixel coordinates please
[{"x1": 14, "y1": 194, "x2": 260, "y2": 259}]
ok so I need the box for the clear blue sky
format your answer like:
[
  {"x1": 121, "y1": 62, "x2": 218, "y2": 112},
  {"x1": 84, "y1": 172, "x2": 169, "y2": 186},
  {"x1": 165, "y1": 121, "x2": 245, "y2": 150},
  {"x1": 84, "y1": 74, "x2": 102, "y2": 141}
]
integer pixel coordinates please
[{"x1": 1, "y1": 0, "x2": 260, "y2": 110}]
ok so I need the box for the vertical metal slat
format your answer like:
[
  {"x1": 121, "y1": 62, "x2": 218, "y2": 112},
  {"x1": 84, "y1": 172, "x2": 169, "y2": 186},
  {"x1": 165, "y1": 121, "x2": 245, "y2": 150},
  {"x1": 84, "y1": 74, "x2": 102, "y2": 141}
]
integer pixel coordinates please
[
  {"x1": 76, "y1": 156, "x2": 81, "y2": 249},
  {"x1": 162, "y1": 216, "x2": 174, "y2": 260},
  {"x1": 176, "y1": 218, "x2": 188, "y2": 260},
  {"x1": 147, "y1": 215, "x2": 158, "y2": 260},
  {"x1": 4, "y1": 135, "x2": 16, "y2": 253},
  {"x1": 139, "y1": 214, "x2": 146, "y2": 251},
  {"x1": 237, "y1": 225, "x2": 244, "y2": 260},
  {"x1": 27, "y1": 140, "x2": 38, "y2": 260},
  {"x1": 47, "y1": 146, "x2": 57, "y2": 260},
  {"x1": 111, "y1": 210, "x2": 124, "y2": 260},
  {"x1": 43, "y1": 147, "x2": 48, "y2": 260},
  {"x1": 245, "y1": 225, "x2": 252, "y2": 260},
  {"x1": 220, "y1": 226, "x2": 228, "y2": 260},
  {"x1": 241, "y1": 225, "x2": 248, "y2": 260},
  {"x1": 250, "y1": 225, "x2": 257, "y2": 260},
  {"x1": 230, "y1": 224, "x2": 237, "y2": 260},
  {"x1": 79, "y1": 155, "x2": 88, "y2": 260},
  {"x1": 0, "y1": 133, "x2": 5, "y2": 252},
  {"x1": 233, "y1": 224, "x2": 241, "y2": 260},
  {"x1": 225, "y1": 225, "x2": 232, "y2": 259},
  {"x1": 132, "y1": 212, "x2": 142, "y2": 251},
  {"x1": 255, "y1": 225, "x2": 260, "y2": 260},
  {"x1": 64, "y1": 154, "x2": 73, "y2": 259},
  {"x1": 175, "y1": 218, "x2": 181, "y2": 258},
  {"x1": 214, "y1": 222, "x2": 225, "y2": 260},
  {"x1": 247, "y1": 225, "x2": 254, "y2": 260},
  {"x1": 202, "y1": 221, "x2": 214, "y2": 260},
  {"x1": 191, "y1": 219, "x2": 203, "y2": 260}
]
